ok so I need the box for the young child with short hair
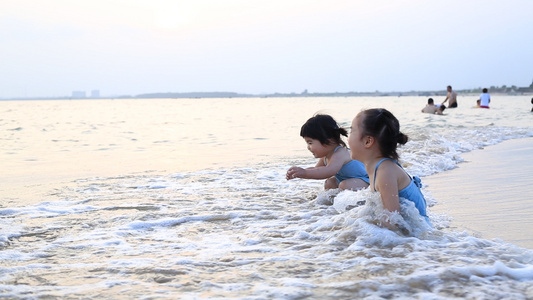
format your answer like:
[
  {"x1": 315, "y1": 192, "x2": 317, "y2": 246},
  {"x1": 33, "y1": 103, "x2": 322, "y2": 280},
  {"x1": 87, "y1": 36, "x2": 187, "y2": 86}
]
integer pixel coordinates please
[{"x1": 287, "y1": 114, "x2": 369, "y2": 191}]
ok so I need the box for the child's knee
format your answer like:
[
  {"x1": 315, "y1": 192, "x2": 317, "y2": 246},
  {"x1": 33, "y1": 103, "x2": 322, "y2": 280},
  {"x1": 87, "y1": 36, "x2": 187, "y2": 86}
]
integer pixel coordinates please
[
  {"x1": 339, "y1": 178, "x2": 369, "y2": 191},
  {"x1": 324, "y1": 177, "x2": 338, "y2": 190}
]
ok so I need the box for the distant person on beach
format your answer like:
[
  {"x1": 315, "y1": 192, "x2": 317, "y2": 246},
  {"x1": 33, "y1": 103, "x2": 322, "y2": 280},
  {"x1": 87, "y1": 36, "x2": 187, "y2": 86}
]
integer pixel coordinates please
[
  {"x1": 421, "y1": 98, "x2": 438, "y2": 114},
  {"x1": 477, "y1": 88, "x2": 491, "y2": 109},
  {"x1": 436, "y1": 104, "x2": 446, "y2": 115},
  {"x1": 421, "y1": 98, "x2": 446, "y2": 115},
  {"x1": 348, "y1": 108, "x2": 431, "y2": 226},
  {"x1": 286, "y1": 114, "x2": 369, "y2": 191},
  {"x1": 475, "y1": 99, "x2": 481, "y2": 108},
  {"x1": 442, "y1": 85, "x2": 458, "y2": 108}
]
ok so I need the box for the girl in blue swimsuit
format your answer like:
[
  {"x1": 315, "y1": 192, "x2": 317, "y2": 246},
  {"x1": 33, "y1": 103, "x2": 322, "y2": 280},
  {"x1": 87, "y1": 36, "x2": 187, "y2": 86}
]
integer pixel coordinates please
[
  {"x1": 286, "y1": 114, "x2": 369, "y2": 191},
  {"x1": 348, "y1": 108, "x2": 431, "y2": 226}
]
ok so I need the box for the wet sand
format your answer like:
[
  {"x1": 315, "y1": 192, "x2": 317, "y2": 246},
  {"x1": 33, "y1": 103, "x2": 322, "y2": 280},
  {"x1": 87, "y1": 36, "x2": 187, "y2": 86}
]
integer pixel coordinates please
[{"x1": 425, "y1": 137, "x2": 533, "y2": 249}]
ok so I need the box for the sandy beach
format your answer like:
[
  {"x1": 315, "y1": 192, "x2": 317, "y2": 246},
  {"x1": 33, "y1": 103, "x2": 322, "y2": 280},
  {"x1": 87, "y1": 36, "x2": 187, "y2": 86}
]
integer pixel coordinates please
[{"x1": 425, "y1": 137, "x2": 533, "y2": 249}]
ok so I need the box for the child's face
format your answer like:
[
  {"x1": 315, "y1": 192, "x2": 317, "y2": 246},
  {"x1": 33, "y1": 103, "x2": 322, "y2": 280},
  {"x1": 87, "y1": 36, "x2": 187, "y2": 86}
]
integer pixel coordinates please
[
  {"x1": 303, "y1": 137, "x2": 328, "y2": 158},
  {"x1": 348, "y1": 115, "x2": 364, "y2": 160}
]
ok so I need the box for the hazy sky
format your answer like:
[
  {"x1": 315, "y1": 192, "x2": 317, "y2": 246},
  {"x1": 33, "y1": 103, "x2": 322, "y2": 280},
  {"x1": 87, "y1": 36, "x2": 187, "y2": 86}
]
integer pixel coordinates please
[{"x1": 1, "y1": 0, "x2": 532, "y2": 98}]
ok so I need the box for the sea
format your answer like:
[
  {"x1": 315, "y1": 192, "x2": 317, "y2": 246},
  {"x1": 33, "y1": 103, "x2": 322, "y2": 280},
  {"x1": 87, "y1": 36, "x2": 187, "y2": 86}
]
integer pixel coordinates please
[{"x1": 1, "y1": 95, "x2": 533, "y2": 299}]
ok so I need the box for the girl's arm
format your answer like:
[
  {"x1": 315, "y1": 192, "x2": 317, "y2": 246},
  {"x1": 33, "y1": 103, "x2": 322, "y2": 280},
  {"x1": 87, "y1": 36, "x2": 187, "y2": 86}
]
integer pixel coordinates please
[
  {"x1": 287, "y1": 151, "x2": 346, "y2": 180},
  {"x1": 286, "y1": 158, "x2": 324, "y2": 180},
  {"x1": 374, "y1": 162, "x2": 401, "y2": 213},
  {"x1": 374, "y1": 167, "x2": 402, "y2": 229}
]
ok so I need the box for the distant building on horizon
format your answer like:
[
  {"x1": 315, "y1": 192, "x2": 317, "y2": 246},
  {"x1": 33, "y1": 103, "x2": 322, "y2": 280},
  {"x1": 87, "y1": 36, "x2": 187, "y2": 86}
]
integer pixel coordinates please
[
  {"x1": 72, "y1": 91, "x2": 86, "y2": 98},
  {"x1": 71, "y1": 89, "x2": 100, "y2": 98},
  {"x1": 91, "y1": 90, "x2": 100, "y2": 98}
]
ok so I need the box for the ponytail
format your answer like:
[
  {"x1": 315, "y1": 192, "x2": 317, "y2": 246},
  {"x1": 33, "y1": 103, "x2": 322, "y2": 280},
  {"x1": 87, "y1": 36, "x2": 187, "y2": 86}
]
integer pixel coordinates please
[
  {"x1": 358, "y1": 108, "x2": 408, "y2": 160},
  {"x1": 300, "y1": 114, "x2": 347, "y2": 146}
]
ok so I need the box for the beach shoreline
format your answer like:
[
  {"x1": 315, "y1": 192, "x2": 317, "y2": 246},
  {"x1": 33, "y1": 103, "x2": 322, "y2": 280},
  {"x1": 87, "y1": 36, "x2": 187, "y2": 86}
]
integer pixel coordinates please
[{"x1": 425, "y1": 137, "x2": 533, "y2": 249}]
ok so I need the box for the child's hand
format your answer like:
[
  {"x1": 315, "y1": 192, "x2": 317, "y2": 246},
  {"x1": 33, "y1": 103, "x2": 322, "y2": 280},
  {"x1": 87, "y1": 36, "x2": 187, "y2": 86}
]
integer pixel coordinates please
[{"x1": 286, "y1": 166, "x2": 305, "y2": 180}]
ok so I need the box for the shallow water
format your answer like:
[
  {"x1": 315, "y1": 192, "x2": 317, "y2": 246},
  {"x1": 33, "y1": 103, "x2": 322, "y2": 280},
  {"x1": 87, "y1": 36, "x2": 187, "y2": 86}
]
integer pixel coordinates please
[{"x1": 1, "y1": 96, "x2": 533, "y2": 298}]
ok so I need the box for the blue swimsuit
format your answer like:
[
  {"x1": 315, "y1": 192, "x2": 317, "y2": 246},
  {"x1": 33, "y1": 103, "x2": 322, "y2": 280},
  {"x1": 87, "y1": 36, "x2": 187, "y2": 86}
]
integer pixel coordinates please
[
  {"x1": 325, "y1": 146, "x2": 369, "y2": 185},
  {"x1": 373, "y1": 158, "x2": 430, "y2": 224}
]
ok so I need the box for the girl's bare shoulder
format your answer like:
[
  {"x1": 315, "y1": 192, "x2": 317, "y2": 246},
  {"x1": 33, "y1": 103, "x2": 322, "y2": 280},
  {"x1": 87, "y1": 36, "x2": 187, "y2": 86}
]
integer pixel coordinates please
[
  {"x1": 376, "y1": 159, "x2": 404, "y2": 177},
  {"x1": 335, "y1": 146, "x2": 353, "y2": 163}
]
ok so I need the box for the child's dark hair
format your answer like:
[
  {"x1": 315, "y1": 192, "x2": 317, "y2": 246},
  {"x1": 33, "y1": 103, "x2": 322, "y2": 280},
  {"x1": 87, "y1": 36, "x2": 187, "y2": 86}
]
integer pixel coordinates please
[
  {"x1": 300, "y1": 114, "x2": 347, "y2": 146},
  {"x1": 358, "y1": 108, "x2": 408, "y2": 161}
]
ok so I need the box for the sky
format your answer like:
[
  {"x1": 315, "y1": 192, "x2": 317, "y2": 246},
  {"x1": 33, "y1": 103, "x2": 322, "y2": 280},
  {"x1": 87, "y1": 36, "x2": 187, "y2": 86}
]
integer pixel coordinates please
[{"x1": 1, "y1": 0, "x2": 532, "y2": 98}]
